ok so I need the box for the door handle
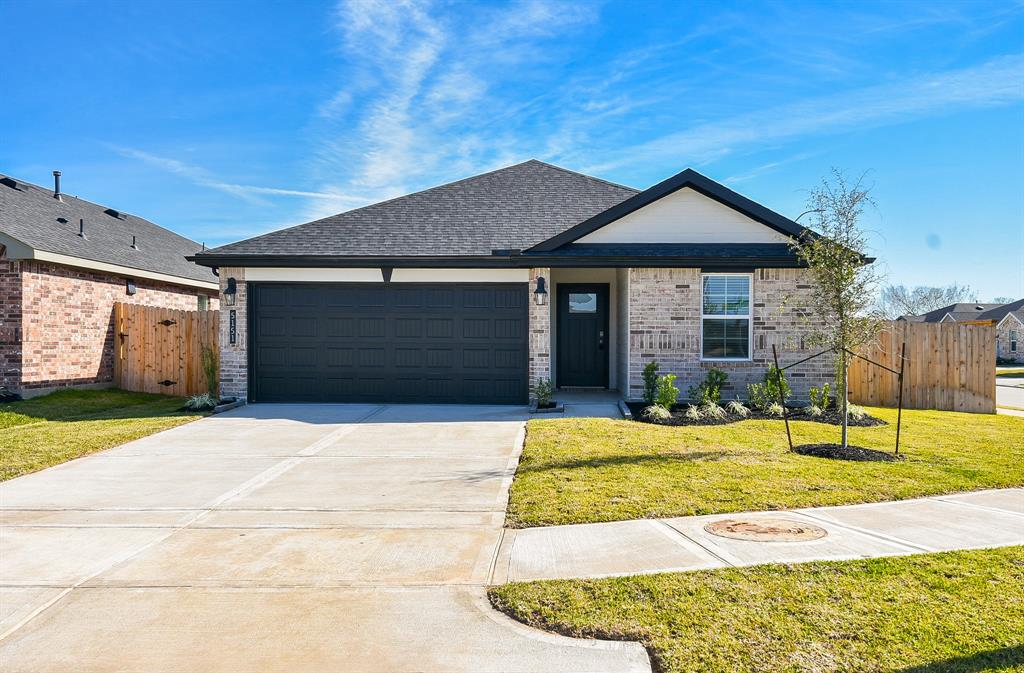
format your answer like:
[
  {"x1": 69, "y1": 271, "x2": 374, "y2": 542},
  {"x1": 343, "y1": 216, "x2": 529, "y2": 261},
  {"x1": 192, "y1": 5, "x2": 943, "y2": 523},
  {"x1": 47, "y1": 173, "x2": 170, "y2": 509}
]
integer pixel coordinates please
[{"x1": 598, "y1": 330, "x2": 605, "y2": 350}]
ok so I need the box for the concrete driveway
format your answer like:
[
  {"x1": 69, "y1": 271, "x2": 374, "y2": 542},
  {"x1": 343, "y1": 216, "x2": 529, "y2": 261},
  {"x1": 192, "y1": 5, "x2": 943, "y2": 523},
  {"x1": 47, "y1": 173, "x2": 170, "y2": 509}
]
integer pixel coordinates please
[{"x1": 0, "y1": 404, "x2": 648, "y2": 673}]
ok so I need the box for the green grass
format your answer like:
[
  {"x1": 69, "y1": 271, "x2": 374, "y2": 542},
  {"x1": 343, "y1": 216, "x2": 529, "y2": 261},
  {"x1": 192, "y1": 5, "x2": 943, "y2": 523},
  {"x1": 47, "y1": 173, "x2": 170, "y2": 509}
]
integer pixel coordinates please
[
  {"x1": 1, "y1": 389, "x2": 204, "y2": 480},
  {"x1": 997, "y1": 368, "x2": 1024, "y2": 378},
  {"x1": 507, "y1": 407, "x2": 1024, "y2": 527},
  {"x1": 490, "y1": 547, "x2": 1024, "y2": 673}
]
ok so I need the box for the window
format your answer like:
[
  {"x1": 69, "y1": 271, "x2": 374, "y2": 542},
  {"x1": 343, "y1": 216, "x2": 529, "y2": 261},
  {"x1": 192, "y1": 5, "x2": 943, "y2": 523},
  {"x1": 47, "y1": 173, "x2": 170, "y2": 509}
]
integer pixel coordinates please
[
  {"x1": 568, "y1": 292, "x2": 597, "y2": 313},
  {"x1": 1011, "y1": 329, "x2": 1019, "y2": 353},
  {"x1": 701, "y1": 274, "x2": 751, "y2": 360},
  {"x1": 197, "y1": 294, "x2": 209, "y2": 311}
]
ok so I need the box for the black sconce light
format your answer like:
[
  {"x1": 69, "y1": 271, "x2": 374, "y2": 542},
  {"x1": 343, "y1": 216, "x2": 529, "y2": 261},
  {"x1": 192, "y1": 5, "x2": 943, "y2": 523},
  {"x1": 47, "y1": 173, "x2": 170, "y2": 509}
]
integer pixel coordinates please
[
  {"x1": 534, "y1": 276, "x2": 547, "y2": 306},
  {"x1": 224, "y1": 277, "x2": 237, "y2": 306},
  {"x1": 126, "y1": 278, "x2": 137, "y2": 296}
]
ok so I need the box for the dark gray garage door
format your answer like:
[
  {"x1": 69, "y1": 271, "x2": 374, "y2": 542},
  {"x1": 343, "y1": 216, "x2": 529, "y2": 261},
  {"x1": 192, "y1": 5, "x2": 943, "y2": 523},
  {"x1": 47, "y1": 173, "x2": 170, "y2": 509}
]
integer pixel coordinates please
[{"x1": 249, "y1": 282, "x2": 529, "y2": 404}]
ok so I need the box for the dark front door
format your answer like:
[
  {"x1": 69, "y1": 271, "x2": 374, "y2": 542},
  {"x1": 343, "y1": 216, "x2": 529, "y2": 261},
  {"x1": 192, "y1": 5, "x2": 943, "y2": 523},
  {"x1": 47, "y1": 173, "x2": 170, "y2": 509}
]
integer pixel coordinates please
[
  {"x1": 557, "y1": 284, "x2": 609, "y2": 388},
  {"x1": 248, "y1": 282, "x2": 529, "y2": 404}
]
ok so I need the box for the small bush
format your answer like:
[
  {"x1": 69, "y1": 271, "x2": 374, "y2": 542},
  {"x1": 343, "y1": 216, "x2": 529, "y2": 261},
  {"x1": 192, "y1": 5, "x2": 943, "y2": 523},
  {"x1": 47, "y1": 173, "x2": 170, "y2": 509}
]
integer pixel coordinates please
[
  {"x1": 848, "y1": 404, "x2": 867, "y2": 420},
  {"x1": 684, "y1": 405, "x2": 704, "y2": 421},
  {"x1": 534, "y1": 378, "x2": 553, "y2": 407},
  {"x1": 726, "y1": 399, "x2": 749, "y2": 418},
  {"x1": 765, "y1": 401, "x2": 785, "y2": 417},
  {"x1": 688, "y1": 368, "x2": 729, "y2": 405},
  {"x1": 807, "y1": 404, "x2": 824, "y2": 417},
  {"x1": 642, "y1": 404, "x2": 672, "y2": 422},
  {"x1": 809, "y1": 383, "x2": 831, "y2": 410},
  {"x1": 185, "y1": 393, "x2": 218, "y2": 411},
  {"x1": 642, "y1": 361, "x2": 660, "y2": 405},
  {"x1": 201, "y1": 345, "x2": 219, "y2": 398},
  {"x1": 747, "y1": 365, "x2": 791, "y2": 409},
  {"x1": 701, "y1": 402, "x2": 727, "y2": 420},
  {"x1": 654, "y1": 373, "x2": 679, "y2": 409}
]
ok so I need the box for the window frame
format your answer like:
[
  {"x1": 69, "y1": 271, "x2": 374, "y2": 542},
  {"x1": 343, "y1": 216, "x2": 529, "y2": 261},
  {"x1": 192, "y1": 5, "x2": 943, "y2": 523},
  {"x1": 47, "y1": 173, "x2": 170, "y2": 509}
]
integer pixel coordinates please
[
  {"x1": 1011, "y1": 329, "x2": 1019, "y2": 353},
  {"x1": 197, "y1": 294, "x2": 209, "y2": 311},
  {"x1": 700, "y1": 272, "x2": 754, "y2": 362}
]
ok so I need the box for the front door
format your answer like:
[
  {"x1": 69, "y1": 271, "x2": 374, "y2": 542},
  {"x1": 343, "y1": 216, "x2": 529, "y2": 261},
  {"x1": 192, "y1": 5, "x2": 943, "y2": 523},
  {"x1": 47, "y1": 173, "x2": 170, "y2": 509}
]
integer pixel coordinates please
[{"x1": 557, "y1": 284, "x2": 609, "y2": 387}]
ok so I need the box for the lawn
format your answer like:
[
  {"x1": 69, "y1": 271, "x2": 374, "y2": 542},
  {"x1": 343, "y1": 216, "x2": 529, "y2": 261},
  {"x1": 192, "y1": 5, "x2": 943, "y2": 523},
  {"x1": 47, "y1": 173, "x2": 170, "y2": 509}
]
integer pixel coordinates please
[
  {"x1": 998, "y1": 368, "x2": 1024, "y2": 378},
  {"x1": 1, "y1": 389, "x2": 205, "y2": 480},
  {"x1": 490, "y1": 547, "x2": 1024, "y2": 673},
  {"x1": 506, "y1": 407, "x2": 1024, "y2": 527}
]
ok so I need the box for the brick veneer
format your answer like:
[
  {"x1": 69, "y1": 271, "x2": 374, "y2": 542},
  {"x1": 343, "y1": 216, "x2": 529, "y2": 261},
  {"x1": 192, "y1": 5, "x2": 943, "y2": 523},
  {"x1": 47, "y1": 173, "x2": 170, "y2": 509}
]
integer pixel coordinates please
[
  {"x1": 217, "y1": 267, "x2": 248, "y2": 400},
  {"x1": 528, "y1": 268, "x2": 551, "y2": 398},
  {"x1": 0, "y1": 252, "x2": 218, "y2": 394},
  {"x1": 996, "y1": 316, "x2": 1023, "y2": 364},
  {"x1": 626, "y1": 267, "x2": 832, "y2": 401}
]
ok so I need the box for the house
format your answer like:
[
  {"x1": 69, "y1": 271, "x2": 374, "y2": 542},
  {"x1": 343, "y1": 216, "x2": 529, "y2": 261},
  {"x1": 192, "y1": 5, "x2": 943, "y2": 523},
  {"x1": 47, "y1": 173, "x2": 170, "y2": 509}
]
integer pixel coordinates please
[
  {"x1": 900, "y1": 299, "x2": 1023, "y2": 364},
  {"x1": 0, "y1": 171, "x2": 219, "y2": 397},
  {"x1": 191, "y1": 160, "x2": 838, "y2": 405}
]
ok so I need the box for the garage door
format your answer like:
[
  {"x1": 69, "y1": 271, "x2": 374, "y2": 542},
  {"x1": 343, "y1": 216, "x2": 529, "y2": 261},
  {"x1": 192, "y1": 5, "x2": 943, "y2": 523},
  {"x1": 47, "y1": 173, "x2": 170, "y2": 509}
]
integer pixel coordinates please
[{"x1": 249, "y1": 283, "x2": 529, "y2": 404}]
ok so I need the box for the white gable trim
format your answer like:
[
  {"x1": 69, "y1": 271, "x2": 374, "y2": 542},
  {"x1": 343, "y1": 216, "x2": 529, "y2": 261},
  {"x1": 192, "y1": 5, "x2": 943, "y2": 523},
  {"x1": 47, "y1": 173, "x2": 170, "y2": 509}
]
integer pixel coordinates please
[
  {"x1": 576, "y1": 186, "x2": 792, "y2": 245},
  {"x1": 997, "y1": 312, "x2": 1024, "y2": 329}
]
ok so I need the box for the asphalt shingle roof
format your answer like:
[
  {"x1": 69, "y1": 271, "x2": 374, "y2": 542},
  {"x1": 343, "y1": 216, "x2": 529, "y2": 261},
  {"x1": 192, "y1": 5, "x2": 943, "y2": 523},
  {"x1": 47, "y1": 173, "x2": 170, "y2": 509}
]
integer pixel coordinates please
[
  {"x1": 978, "y1": 298, "x2": 1024, "y2": 324},
  {"x1": 902, "y1": 302, "x2": 1003, "y2": 323},
  {"x1": 199, "y1": 160, "x2": 639, "y2": 258},
  {"x1": 0, "y1": 173, "x2": 215, "y2": 284}
]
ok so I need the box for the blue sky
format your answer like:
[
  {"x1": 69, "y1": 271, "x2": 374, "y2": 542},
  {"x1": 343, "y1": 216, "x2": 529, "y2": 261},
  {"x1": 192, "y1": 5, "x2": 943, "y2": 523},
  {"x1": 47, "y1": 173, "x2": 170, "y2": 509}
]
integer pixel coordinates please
[{"x1": 3, "y1": 0, "x2": 1022, "y2": 299}]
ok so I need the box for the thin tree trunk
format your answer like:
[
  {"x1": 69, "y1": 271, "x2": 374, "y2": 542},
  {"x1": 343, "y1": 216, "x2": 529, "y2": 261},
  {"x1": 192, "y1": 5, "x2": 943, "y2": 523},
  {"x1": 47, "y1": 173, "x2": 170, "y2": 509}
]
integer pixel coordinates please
[{"x1": 840, "y1": 350, "x2": 849, "y2": 449}]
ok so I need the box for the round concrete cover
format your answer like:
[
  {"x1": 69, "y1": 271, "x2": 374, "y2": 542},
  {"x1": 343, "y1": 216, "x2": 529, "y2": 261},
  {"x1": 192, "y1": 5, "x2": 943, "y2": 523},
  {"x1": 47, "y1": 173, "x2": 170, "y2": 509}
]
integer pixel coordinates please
[{"x1": 704, "y1": 517, "x2": 828, "y2": 542}]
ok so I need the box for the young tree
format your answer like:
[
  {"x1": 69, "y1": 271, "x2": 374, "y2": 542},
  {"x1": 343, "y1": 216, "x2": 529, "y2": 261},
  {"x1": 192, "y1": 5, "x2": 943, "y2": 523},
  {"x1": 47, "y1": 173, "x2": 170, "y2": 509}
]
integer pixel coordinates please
[
  {"x1": 877, "y1": 283, "x2": 977, "y2": 319},
  {"x1": 792, "y1": 170, "x2": 883, "y2": 449}
]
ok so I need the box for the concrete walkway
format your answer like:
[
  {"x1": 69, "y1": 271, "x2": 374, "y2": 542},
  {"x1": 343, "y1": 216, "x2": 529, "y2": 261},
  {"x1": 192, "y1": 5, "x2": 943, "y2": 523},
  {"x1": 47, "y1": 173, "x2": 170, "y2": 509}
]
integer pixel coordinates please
[
  {"x1": 493, "y1": 489, "x2": 1024, "y2": 582},
  {"x1": 0, "y1": 404, "x2": 648, "y2": 673}
]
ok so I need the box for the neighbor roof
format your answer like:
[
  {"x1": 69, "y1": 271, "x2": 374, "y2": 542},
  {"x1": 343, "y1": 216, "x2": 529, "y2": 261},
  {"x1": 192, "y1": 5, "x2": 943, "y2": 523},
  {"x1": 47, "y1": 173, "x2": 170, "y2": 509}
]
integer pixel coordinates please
[
  {"x1": 978, "y1": 298, "x2": 1024, "y2": 325},
  {"x1": 901, "y1": 302, "x2": 1003, "y2": 323},
  {"x1": 0, "y1": 173, "x2": 215, "y2": 284},
  {"x1": 196, "y1": 160, "x2": 639, "y2": 260}
]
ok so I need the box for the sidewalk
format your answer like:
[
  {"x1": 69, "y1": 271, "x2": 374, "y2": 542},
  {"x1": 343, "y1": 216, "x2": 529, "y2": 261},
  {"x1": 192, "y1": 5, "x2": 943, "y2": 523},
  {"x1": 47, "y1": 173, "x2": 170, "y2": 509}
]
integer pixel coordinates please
[{"x1": 492, "y1": 488, "x2": 1024, "y2": 583}]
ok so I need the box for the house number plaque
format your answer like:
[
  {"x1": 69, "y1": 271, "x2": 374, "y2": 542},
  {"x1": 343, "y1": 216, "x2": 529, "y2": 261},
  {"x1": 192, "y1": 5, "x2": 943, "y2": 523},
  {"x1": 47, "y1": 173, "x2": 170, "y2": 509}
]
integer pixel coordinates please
[{"x1": 229, "y1": 310, "x2": 237, "y2": 345}]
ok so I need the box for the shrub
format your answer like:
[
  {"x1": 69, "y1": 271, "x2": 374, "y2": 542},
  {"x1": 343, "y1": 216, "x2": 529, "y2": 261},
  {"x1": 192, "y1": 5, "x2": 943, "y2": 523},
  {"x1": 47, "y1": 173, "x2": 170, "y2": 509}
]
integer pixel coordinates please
[
  {"x1": 809, "y1": 383, "x2": 831, "y2": 410},
  {"x1": 688, "y1": 368, "x2": 729, "y2": 405},
  {"x1": 654, "y1": 373, "x2": 679, "y2": 409},
  {"x1": 848, "y1": 404, "x2": 867, "y2": 420},
  {"x1": 747, "y1": 365, "x2": 791, "y2": 409},
  {"x1": 642, "y1": 361, "x2": 660, "y2": 405},
  {"x1": 185, "y1": 393, "x2": 218, "y2": 411},
  {"x1": 201, "y1": 345, "x2": 219, "y2": 398},
  {"x1": 764, "y1": 402, "x2": 785, "y2": 417},
  {"x1": 642, "y1": 404, "x2": 672, "y2": 422},
  {"x1": 726, "y1": 399, "x2": 749, "y2": 418},
  {"x1": 534, "y1": 378, "x2": 553, "y2": 407},
  {"x1": 684, "y1": 405, "x2": 704, "y2": 421},
  {"x1": 701, "y1": 402, "x2": 727, "y2": 420},
  {"x1": 807, "y1": 404, "x2": 823, "y2": 417}
]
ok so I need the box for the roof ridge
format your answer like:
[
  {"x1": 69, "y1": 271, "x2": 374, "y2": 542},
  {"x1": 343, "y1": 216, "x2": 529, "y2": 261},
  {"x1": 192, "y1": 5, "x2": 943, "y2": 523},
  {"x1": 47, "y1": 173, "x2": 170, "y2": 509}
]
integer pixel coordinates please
[{"x1": 523, "y1": 159, "x2": 639, "y2": 193}]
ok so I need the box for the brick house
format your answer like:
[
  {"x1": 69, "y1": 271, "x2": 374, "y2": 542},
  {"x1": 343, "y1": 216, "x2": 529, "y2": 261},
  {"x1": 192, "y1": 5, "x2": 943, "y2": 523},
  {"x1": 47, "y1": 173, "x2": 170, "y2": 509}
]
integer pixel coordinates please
[
  {"x1": 191, "y1": 161, "x2": 847, "y2": 405},
  {"x1": 901, "y1": 298, "x2": 1024, "y2": 364},
  {"x1": 1, "y1": 172, "x2": 219, "y2": 397}
]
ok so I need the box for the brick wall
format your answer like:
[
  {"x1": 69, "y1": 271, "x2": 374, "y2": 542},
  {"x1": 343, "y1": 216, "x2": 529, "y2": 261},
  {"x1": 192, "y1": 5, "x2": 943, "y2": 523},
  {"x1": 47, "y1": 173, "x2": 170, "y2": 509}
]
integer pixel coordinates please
[
  {"x1": 4, "y1": 255, "x2": 218, "y2": 394},
  {"x1": 528, "y1": 268, "x2": 551, "y2": 398},
  {"x1": 217, "y1": 267, "x2": 248, "y2": 399},
  {"x1": 996, "y1": 317, "x2": 1024, "y2": 364},
  {"x1": 627, "y1": 267, "x2": 832, "y2": 401},
  {"x1": 0, "y1": 256, "x2": 22, "y2": 390}
]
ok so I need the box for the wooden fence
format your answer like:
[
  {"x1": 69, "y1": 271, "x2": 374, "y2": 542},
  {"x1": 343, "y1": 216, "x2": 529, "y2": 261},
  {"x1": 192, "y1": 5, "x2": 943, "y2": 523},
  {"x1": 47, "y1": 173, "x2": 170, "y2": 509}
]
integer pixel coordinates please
[
  {"x1": 849, "y1": 321, "x2": 996, "y2": 414},
  {"x1": 113, "y1": 303, "x2": 219, "y2": 397}
]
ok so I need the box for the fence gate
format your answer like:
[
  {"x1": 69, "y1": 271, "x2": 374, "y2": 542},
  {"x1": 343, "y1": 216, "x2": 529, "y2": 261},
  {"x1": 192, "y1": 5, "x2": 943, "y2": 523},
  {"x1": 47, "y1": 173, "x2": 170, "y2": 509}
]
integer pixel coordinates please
[
  {"x1": 113, "y1": 303, "x2": 219, "y2": 397},
  {"x1": 849, "y1": 321, "x2": 996, "y2": 414}
]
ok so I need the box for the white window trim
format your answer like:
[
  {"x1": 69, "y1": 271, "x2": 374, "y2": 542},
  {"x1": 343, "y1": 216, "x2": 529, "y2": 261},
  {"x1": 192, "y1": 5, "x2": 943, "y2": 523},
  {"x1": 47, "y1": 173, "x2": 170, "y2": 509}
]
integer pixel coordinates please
[
  {"x1": 1011, "y1": 329, "x2": 1019, "y2": 352},
  {"x1": 700, "y1": 272, "x2": 754, "y2": 362}
]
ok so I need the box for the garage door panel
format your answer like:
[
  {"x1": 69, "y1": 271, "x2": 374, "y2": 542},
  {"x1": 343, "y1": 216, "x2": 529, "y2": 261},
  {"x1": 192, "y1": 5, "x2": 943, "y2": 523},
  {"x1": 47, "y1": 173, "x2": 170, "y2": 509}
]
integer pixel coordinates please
[{"x1": 250, "y1": 283, "x2": 528, "y2": 404}]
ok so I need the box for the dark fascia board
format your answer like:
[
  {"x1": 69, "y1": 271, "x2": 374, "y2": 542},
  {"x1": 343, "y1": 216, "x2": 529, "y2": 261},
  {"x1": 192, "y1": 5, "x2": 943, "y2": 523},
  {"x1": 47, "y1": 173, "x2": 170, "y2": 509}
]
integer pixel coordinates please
[
  {"x1": 525, "y1": 167, "x2": 813, "y2": 253},
  {"x1": 187, "y1": 253, "x2": 807, "y2": 269}
]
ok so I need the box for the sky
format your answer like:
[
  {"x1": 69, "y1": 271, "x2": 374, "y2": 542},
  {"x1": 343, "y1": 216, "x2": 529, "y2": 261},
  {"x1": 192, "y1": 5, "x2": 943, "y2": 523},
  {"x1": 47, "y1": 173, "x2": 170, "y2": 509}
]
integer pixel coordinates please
[{"x1": 2, "y1": 0, "x2": 1022, "y2": 300}]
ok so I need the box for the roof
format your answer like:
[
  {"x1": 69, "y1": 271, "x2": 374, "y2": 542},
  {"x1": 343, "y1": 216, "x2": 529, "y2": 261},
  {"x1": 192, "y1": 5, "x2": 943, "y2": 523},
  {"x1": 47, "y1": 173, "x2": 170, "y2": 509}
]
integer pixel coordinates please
[
  {"x1": 979, "y1": 298, "x2": 1024, "y2": 325},
  {"x1": 0, "y1": 173, "x2": 215, "y2": 285},
  {"x1": 196, "y1": 160, "x2": 639, "y2": 260},
  {"x1": 901, "y1": 302, "x2": 1003, "y2": 323}
]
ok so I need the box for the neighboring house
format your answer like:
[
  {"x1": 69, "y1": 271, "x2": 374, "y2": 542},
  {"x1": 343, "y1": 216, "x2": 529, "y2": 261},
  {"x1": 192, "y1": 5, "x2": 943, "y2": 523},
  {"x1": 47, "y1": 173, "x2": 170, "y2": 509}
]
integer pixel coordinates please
[
  {"x1": 192, "y1": 160, "x2": 843, "y2": 405},
  {"x1": 900, "y1": 299, "x2": 1024, "y2": 364},
  {"x1": 1, "y1": 172, "x2": 219, "y2": 397}
]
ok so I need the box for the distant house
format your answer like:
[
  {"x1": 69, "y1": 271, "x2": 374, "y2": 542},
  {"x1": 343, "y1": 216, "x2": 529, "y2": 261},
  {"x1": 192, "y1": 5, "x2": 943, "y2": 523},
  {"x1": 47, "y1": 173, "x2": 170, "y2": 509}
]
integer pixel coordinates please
[
  {"x1": 0, "y1": 171, "x2": 219, "y2": 397},
  {"x1": 900, "y1": 299, "x2": 1023, "y2": 364}
]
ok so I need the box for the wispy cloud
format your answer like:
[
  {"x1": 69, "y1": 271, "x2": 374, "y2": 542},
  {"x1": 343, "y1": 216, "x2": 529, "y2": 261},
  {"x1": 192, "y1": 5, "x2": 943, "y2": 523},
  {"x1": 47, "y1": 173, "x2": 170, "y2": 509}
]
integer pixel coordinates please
[{"x1": 584, "y1": 55, "x2": 1024, "y2": 173}]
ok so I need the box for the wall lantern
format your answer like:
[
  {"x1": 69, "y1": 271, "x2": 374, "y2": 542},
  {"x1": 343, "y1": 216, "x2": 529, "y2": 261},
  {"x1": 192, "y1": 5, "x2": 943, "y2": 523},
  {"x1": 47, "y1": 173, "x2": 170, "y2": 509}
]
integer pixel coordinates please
[
  {"x1": 224, "y1": 277, "x2": 237, "y2": 306},
  {"x1": 125, "y1": 278, "x2": 137, "y2": 296},
  {"x1": 533, "y1": 276, "x2": 547, "y2": 306}
]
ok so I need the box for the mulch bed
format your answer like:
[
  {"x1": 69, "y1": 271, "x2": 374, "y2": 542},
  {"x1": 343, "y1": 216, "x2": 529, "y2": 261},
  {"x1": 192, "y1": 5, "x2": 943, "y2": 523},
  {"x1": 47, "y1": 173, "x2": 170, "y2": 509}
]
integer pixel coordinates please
[
  {"x1": 625, "y1": 402, "x2": 887, "y2": 428},
  {"x1": 794, "y1": 443, "x2": 903, "y2": 462}
]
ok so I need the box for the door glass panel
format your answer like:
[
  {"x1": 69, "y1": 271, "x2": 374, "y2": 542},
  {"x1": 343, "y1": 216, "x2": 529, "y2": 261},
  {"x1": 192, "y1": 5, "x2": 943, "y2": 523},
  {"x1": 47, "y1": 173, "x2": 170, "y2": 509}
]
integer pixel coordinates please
[{"x1": 569, "y1": 293, "x2": 598, "y2": 313}]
